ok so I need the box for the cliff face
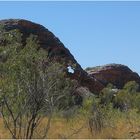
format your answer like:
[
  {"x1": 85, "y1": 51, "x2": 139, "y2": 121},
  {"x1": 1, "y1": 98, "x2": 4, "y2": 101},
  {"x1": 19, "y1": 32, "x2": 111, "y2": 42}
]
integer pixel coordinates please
[
  {"x1": 86, "y1": 64, "x2": 140, "y2": 89},
  {"x1": 0, "y1": 19, "x2": 104, "y2": 93}
]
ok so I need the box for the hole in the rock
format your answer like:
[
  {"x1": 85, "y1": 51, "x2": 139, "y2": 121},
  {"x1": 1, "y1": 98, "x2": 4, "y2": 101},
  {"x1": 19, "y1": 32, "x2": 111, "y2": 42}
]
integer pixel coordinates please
[{"x1": 67, "y1": 66, "x2": 75, "y2": 74}]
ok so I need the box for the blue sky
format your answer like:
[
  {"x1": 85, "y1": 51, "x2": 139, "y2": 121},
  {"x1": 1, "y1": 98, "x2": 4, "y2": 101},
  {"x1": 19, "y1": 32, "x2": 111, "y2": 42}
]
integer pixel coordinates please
[{"x1": 0, "y1": 1, "x2": 140, "y2": 74}]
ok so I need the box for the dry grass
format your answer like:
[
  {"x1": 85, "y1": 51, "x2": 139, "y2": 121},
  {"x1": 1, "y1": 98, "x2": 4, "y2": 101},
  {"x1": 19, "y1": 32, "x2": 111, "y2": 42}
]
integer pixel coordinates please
[
  {"x1": 0, "y1": 114, "x2": 140, "y2": 139},
  {"x1": 0, "y1": 118, "x2": 11, "y2": 139}
]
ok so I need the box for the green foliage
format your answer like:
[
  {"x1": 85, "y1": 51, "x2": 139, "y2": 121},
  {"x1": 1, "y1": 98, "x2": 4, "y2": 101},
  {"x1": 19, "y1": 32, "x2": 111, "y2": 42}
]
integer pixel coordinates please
[
  {"x1": 0, "y1": 29, "x2": 22, "y2": 45},
  {"x1": 0, "y1": 24, "x2": 6, "y2": 36},
  {"x1": 98, "y1": 81, "x2": 140, "y2": 112},
  {"x1": 0, "y1": 33, "x2": 78, "y2": 138},
  {"x1": 100, "y1": 83, "x2": 117, "y2": 106},
  {"x1": 113, "y1": 90, "x2": 132, "y2": 111},
  {"x1": 113, "y1": 81, "x2": 140, "y2": 111},
  {"x1": 83, "y1": 97, "x2": 94, "y2": 111},
  {"x1": 79, "y1": 97, "x2": 95, "y2": 116},
  {"x1": 87, "y1": 98, "x2": 118, "y2": 134},
  {"x1": 123, "y1": 81, "x2": 139, "y2": 93},
  {"x1": 0, "y1": 33, "x2": 77, "y2": 109}
]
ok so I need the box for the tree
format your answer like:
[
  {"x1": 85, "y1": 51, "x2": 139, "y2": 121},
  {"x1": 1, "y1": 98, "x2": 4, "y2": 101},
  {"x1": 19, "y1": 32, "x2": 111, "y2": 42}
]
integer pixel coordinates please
[
  {"x1": 113, "y1": 81, "x2": 140, "y2": 111},
  {"x1": 0, "y1": 34, "x2": 78, "y2": 139}
]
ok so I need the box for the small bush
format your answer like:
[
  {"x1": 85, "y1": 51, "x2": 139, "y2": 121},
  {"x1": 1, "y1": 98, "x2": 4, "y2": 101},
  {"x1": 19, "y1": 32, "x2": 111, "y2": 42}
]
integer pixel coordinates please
[
  {"x1": 113, "y1": 81, "x2": 140, "y2": 111},
  {"x1": 100, "y1": 83, "x2": 118, "y2": 106}
]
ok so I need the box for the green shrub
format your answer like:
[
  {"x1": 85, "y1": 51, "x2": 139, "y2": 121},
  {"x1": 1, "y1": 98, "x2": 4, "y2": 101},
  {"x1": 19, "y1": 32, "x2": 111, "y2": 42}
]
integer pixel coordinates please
[
  {"x1": 100, "y1": 83, "x2": 117, "y2": 106},
  {"x1": 113, "y1": 81, "x2": 140, "y2": 111},
  {"x1": 123, "y1": 81, "x2": 139, "y2": 93}
]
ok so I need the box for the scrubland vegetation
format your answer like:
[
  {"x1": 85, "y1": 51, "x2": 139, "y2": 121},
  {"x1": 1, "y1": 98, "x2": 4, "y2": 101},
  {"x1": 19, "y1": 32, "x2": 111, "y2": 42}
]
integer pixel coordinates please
[
  {"x1": 1, "y1": 29, "x2": 140, "y2": 139},
  {"x1": 1, "y1": 85, "x2": 140, "y2": 139}
]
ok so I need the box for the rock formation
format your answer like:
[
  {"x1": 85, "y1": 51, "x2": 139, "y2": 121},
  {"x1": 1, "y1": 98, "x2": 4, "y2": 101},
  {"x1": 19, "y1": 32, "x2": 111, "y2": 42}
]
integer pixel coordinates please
[
  {"x1": 86, "y1": 64, "x2": 140, "y2": 89},
  {"x1": 0, "y1": 19, "x2": 104, "y2": 94},
  {"x1": 1, "y1": 19, "x2": 139, "y2": 94}
]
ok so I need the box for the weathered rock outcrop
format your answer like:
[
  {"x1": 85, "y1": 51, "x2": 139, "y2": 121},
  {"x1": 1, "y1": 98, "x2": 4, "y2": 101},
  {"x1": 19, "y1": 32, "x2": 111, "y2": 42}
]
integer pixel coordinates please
[
  {"x1": 0, "y1": 19, "x2": 104, "y2": 93},
  {"x1": 86, "y1": 64, "x2": 140, "y2": 89},
  {"x1": 2, "y1": 19, "x2": 139, "y2": 94}
]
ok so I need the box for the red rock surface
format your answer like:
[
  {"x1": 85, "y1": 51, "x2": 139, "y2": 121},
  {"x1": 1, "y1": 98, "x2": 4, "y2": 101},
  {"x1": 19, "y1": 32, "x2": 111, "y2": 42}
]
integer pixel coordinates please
[{"x1": 86, "y1": 64, "x2": 140, "y2": 89}]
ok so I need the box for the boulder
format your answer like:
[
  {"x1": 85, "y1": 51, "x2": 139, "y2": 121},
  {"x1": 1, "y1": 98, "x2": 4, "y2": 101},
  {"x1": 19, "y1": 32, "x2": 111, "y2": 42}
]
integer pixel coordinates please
[{"x1": 86, "y1": 64, "x2": 140, "y2": 89}]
